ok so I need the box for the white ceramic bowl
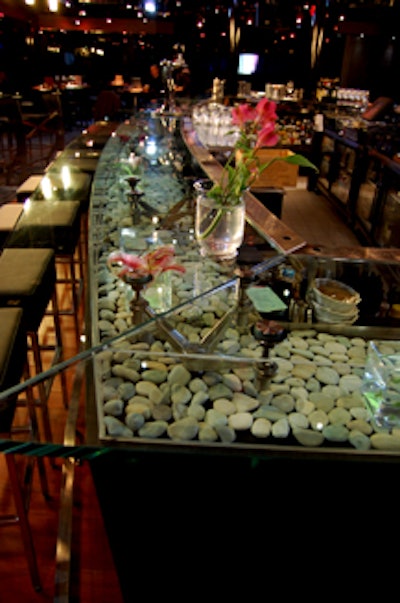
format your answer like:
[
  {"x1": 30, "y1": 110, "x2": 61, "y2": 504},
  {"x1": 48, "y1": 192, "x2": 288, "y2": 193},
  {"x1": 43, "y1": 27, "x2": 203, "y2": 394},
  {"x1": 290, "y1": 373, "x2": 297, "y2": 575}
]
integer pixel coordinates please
[
  {"x1": 312, "y1": 299, "x2": 359, "y2": 324},
  {"x1": 312, "y1": 278, "x2": 361, "y2": 311}
]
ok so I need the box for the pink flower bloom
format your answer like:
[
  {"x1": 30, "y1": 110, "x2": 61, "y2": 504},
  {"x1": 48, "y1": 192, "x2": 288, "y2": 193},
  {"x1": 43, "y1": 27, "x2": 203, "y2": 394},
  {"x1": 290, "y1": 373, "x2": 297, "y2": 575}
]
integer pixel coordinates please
[
  {"x1": 108, "y1": 245, "x2": 185, "y2": 280},
  {"x1": 232, "y1": 104, "x2": 257, "y2": 127},
  {"x1": 255, "y1": 122, "x2": 280, "y2": 149},
  {"x1": 254, "y1": 98, "x2": 277, "y2": 124}
]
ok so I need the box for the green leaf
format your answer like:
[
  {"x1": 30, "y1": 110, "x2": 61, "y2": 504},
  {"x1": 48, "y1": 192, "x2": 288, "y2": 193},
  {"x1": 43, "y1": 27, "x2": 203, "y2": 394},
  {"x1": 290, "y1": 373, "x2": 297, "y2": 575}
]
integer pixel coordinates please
[{"x1": 283, "y1": 154, "x2": 318, "y2": 171}]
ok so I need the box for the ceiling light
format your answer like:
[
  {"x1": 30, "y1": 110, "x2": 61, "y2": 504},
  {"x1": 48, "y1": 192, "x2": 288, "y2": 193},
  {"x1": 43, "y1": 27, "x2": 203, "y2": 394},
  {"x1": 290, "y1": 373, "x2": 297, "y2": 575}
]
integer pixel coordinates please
[
  {"x1": 144, "y1": 1, "x2": 156, "y2": 14},
  {"x1": 48, "y1": 0, "x2": 58, "y2": 12}
]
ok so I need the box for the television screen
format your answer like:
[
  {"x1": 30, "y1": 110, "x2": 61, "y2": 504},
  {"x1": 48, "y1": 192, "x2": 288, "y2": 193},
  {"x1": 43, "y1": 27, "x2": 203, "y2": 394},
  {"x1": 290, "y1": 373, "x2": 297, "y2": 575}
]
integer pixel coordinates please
[{"x1": 238, "y1": 53, "x2": 259, "y2": 75}]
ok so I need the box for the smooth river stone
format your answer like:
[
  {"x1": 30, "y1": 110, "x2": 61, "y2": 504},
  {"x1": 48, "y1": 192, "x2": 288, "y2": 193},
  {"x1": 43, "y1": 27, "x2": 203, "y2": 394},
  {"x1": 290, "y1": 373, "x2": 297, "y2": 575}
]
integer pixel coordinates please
[
  {"x1": 309, "y1": 392, "x2": 335, "y2": 412},
  {"x1": 291, "y1": 364, "x2": 316, "y2": 379},
  {"x1": 295, "y1": 399, "x2": 315, "y2": 416},
  {"x1": 328, "y1": 407, "x2": 351, "y2": 424},
  {"x1": 189, "y1": 377, "x2": 208, "y2": 393},
  {"x1": 138, "y1": 420, "x2": 168, "y2": 439},
  {"x1": 309, "y1": 409, "x2": 329, "y2": 430},
  {"x1": 253, "y1": 405, "x2": 286, "y2": 422},
  {"x1": 187, "y1": 403, "x2": 206, "y2": 421},
  {"x1": 315, "y1": 366, "x2": 340, "y2": 385},
  {"x1": 348, "y1": 430, "x2": 371, "y2": 450},
  {"x1": 112, "y1": 365, "x2": 140, "y2": 382},
  {"x1": 198, "y1": 424, "x2": 219, "y2": 442},
  {"x1": 323, "y1": 424, "x2": 349, "y2": 442},
  {"x1": 336, "y1": 393, "x2": 364, "y2": 409},
  {"x1": 233, "y1": 366, "x2": 256, "y2": 381},
  {"x1": 272, "y1": 418, "x2": 290, "y2": 438},
  {"x1": 222, "y1": 373, "x2": 243, "y2": 392},
  {"x1": 313, "y1": 355, "x2": 333, "y2": 366},
  {"x1": 191, "y1": 390, "x2": 209, "y2": 406},
  {"x1": 208, "y1": 383, "x2": 233, "y2": 401},
  {"x1": 125, "y1": 412, "x2": 145, "y2": 431},
  {"x1": 243, "y1": 380, "x2": 258, "y2": 397},
  {"x1": 125, "y1": 401, "x2": 152, "y2": 419},
  {"x1": 332, "y1": 362, "x2": 352, "y2": 375},
  {"x1": 215, "y1": 425, "x2": 236, "y2": 443},
  {"x1": 152, "y1": 404, "x2": 172, "y2": 421},
  {"x1": 293, "y1": 428, "x2": 325, "y2": 447},
  {"x1": 272, "y1": 393, "x2": 295, "y2": 413},
  {"x1": 167, "y1": 416, "x2": 199, "y2": 441},
  {"x1": 103, "y1": 398, "x2": 124, "y2": 416},
  {"x1": 347, "y1": 346, "x2": 367, "y2": 358},
  {"x1": 371, "y1": 433, "x2": 400, "y2": 450},
  {"x1": 290, "y1": 348, "x2": 314, "y2": 360},
  {"x1": 213, "y1": 398, "x2": 236, "y2": 416},
  {"x1": 205, "y1": 408, "x2": 228, "y2": 428},
  {"x1": 170, "y1": 384, "x2": 192, "y2": 405},
  {"x1": 347, "y1": 418, "x2": 373, "y2": 435},
  {"x1": 290, "y1": 386, "x2": 308, "y2": 402},
  {"x1": 228, "y1": 412, "x2": 253, "y2": 431},
  {"x1": 141, "y1": 369, "x2": 168, "y2": 384},
  {"x1": 324, "y1": 341, "x2": 348, "y2": 355},
  {"x1": 288, "y1": 335, "x2": 309, "y2": 349},
  {"x1": 167, "y1": 364, "x2": 191, "y2": 386},
  {"x1": 251, "y1": 418, "x2": 272, "y2": 438},
  {"x1": 232, "y1": 392, "x2": 260, "y2": 413},
  {"x1": 339, "y1": 374, "x2": 363, "y2": 393},
  {"x1": 288, "y1": 412, "x2": 309, "y2": 429},
  {"x1": 103, "y1": 416, "x2": 133, "y2": 437},
  {"x1": 117, "y1": 382, "x2": 135, "y2": 400},
  {"x1": 135, "y1": 381, "x2": 163, "y2": 404}
]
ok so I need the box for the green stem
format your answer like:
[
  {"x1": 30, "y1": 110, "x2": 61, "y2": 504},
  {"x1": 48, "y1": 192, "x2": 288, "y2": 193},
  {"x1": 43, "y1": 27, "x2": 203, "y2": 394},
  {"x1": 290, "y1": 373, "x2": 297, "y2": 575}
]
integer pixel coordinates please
[{"x1": 198, "y1": 207, "x2": 224, "y2": 240}]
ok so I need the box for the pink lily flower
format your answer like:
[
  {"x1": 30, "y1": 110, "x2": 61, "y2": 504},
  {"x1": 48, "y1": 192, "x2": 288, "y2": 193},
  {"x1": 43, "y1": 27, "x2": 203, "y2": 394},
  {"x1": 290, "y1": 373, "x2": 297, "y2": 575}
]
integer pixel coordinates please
[
  {"x1": 232, "y1": 103, "x2": 257, "y2": 128},
  {"x1": 108, "y1": 245, "x2": 185, "y2": 281},
  {"x1": 254, "y1": 98, "x2": 278, "y2": 123},
  {"x1": 255, "y1": 122, "x2": 280, "y2": 149}
]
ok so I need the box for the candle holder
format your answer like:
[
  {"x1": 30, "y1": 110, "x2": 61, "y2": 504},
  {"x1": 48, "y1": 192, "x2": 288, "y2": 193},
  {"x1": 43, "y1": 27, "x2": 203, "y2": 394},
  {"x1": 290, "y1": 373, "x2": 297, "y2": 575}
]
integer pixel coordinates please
[
  {"x1": 252, "y1": 319, "x2": 287, "y2": 388},
  {"x1": 123, "y1": 274, "x2": 153, "y2": 326}
]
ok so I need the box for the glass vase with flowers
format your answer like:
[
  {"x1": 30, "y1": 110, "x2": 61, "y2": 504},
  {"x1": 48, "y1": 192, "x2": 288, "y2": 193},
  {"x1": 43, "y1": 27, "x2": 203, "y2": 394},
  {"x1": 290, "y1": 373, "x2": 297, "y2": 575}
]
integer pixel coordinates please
[{"x1": 195, "y1": 98, "x2": 317, "y2": 261}]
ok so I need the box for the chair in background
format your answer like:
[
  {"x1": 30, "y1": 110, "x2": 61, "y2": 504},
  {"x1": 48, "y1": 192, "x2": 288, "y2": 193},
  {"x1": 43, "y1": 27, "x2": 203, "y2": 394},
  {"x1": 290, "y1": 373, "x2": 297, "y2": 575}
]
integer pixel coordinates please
[
  {"x1": 93, "y1": 89, "x2": 121, "y2": 122},
  {"x1": 19, "y1": 91, "x2": 64, "y2": 161}
]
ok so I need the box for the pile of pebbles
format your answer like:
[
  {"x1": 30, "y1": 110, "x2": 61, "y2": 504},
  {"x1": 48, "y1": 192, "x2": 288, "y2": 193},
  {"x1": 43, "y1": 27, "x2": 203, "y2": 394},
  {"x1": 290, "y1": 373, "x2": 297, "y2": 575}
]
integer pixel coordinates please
[{"x1": 97, "y1": 327, "x2": 400, "y2": 452}]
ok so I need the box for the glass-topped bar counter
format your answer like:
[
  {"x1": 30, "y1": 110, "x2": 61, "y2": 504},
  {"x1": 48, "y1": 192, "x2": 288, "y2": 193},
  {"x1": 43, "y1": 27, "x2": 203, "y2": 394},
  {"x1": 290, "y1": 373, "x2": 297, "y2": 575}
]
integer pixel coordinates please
[
  {"x1": 80, "y1": 110, "x2": 400, "y2": 462},
  {"x1": 3, "y1": 112, "x2": 400, "y2": 461}
]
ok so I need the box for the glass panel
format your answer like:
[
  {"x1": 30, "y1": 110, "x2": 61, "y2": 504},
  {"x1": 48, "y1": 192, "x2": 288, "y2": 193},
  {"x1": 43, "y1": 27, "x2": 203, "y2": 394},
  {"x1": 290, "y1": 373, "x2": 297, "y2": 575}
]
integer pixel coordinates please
[
  {"x1": 355, "y1": 157, "x2": 381, "y2": 232},
  {"x1": 375, "y1": 188, "x2": 400, "y2": 247},
  {"x1": 330, "y1": 142, "x2": 356, "y2": 204},
  {"x1": 3, "y1": 115, "x2": 400, "y2": 460}
]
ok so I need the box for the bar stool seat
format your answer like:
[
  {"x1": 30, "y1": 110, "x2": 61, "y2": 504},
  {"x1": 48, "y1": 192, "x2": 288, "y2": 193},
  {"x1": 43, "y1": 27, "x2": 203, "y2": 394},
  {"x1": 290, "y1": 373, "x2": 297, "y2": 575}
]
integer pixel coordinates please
[
  {"x1": 6, "y1": 199, "x2": 81, "y2": 255},
  {"x1": 0, "y1": 247, "x2": 68, "y2": 441},
  {"x1": 0, "y1": 307, "x2": 42, "y2": 592},
  {"x1": 5, "y1": 200, "x2": 84, "y2": 340},
  {"x1": 16, "y1": 174, "x2": 43, "y2": 203},
  {"x1": 0, "y1": 203, "x2": 24, "y2": 249}
]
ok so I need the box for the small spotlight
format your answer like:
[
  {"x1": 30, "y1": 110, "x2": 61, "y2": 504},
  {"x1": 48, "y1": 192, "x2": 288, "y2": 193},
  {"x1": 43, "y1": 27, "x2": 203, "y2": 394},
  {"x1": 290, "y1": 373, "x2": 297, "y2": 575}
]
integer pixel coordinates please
[{"x1": 144, "y1": 1, "x2": 156, "y2": 14}]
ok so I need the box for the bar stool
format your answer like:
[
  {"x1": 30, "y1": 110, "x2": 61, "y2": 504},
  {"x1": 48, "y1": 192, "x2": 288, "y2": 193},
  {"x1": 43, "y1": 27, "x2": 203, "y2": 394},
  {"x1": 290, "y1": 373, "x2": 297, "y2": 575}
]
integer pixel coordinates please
[
  {"x1": 0, "y1": 247, "x2": 68, "y2": 442},
  {"x1": 0, "y1": 307, "x2": 43, "y2": 591},
  {"x1": 5, "y1": 199, "x2": 84, "y2": 342},
  {"x1": 0, "y1": 203, "x2": 24, "y2": 249},
  {"x1": 16, "y1": 174, "x2": 43, "y2": 203}
]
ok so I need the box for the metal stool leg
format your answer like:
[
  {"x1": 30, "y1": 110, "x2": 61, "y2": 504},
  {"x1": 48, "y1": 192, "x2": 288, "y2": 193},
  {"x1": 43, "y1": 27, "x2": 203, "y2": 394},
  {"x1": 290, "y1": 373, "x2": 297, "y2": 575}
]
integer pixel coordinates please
[{"x1": 5, "y1": 454, "x2": 42, "y2": 592}]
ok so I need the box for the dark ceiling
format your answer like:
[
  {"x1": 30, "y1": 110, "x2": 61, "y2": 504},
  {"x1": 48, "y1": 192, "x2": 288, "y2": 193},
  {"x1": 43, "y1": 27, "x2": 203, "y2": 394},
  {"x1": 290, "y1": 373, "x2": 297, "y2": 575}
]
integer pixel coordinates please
[{"x1": 2, "y1": 0, "x2": 399, "y2": 31}]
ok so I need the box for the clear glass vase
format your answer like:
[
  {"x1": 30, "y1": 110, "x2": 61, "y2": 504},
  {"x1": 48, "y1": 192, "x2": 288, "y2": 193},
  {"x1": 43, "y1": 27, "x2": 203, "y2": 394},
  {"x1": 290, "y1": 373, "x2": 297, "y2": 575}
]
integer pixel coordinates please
[{"x1": 194, "y1": 179, "x2": 245, "y2": 262}]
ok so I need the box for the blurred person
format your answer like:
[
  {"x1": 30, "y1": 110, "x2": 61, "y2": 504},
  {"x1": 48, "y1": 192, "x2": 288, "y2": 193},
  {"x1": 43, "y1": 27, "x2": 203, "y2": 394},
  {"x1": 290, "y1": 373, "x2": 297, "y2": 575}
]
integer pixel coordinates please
[
  {"x1": 174, "y1": 66, "x2": 191, "y2": 97},
  {"x1": 142, "y1": 63, "x2": 164, "y2": 102}
]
